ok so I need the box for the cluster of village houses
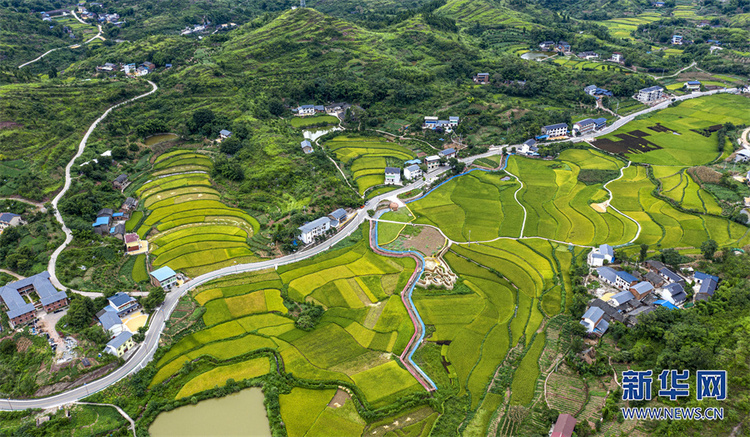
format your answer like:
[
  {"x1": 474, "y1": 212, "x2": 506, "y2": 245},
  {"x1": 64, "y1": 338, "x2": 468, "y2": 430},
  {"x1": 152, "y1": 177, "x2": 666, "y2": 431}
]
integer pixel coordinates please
[
  {"x1": 39, "y1": 3, "x2": 124, "y2": 25},
  {"x1": 537, "y1": 41, "x2": 626, "y2": 64},
  {"x1": 293, "y1": 103, "x2": 352, "y2": 118},
  {"x1": 180, "y1": 22, "x2": 238, "y2": 36},
  {"x1": 96, "y1": 61, "x2": 164, "y2": 77},
  {"x1": 580, "y1": 244, "x2": 719, "y2": 336}
]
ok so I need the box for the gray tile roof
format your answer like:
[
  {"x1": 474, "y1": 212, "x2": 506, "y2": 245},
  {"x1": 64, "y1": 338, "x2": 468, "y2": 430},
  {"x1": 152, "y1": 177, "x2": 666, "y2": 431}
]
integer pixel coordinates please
[
  {"x1": 109, "y1": 292, "x2": 135, "y2": 308},
  {"x1": 699, "y1": 278, "x2": 717, "y2": 295},
  {"x1": 582, "y1": 306, "x2": 604, "y2": 322},
  {"x1": 384, "y1": 167, "x2": 400, "y2": 174},
  {"x1": 597, "y1": 266, "x2": 618, "y2": 283},
  {"x1": 106, "y1": 331, "x2": 133, "y2": 349},
  {"x1": 631, "y1": 281, "x2": 654, "y2": 295},
  {"x1": 298, "y1": 216, "x2": 331, "y2": 233},
  {"x1": 610, "y1": 290, "x2": 634, "y2": 305},
  {"x1": 97, "y1": 309, "x2": 122, "y2": 331},
  {"x1": 0, "y1": 213, "x2": 20, "y2": 223}
]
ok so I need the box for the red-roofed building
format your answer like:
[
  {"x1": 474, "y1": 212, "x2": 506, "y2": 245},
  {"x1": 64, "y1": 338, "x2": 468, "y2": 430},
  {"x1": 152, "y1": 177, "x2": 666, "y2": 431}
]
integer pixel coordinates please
[
  {"x1": 551, "y1": 413, "x2": 576, "y2": 437},
  {"x1": 124, "y1": 233, "x2": 141, "y2": 253}
]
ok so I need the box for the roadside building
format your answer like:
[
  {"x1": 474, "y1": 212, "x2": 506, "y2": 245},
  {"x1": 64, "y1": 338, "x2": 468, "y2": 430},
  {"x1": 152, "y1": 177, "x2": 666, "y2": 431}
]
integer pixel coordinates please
[
  {"x1": 541, "y1": 123, "x2": 569, "y2": 138},
  {"x1": 104, "y1": 331, "x2": 134, "y2": 357},
  {"x1": 636, "y1": 86, "x2": 664, "y2": 103},
  {"x1": 439, "y1": 148, "x2": 457, "y2": 159},
  {"x1": 328, "y1": 209, "x2": 348, "y2": 227},
  {"x1": 519, "y1": 139, "x2": 539, "y2": 156},
  {"x1": 96, "y1": 308, "x2": 125, "y2": 337},
  {"x1": 113, "y1": 174, "x2": 128, "y2": 190},
  {"x1": 404, "y1": 164, "x2": 422, "y2": 181},
  {"x1": 609, "y1": 52, "x2": 624, "y2": 63},
  {"x1": 298, "y1": 217, "x2": 331, "y2": 245},
  {"x1": 301, "y1": 139, "x2": 314, "y2": 154},
  {"x1": 150, "y1": 266, "x2": 179, "y2": 290},
  {"x1": 0, "y1": 272, "x2": 68, "y2": 327},
  {"x1": 584, "y1": 85, "x2": 598, "y2": 96},
  {"x1": 384, "y1": 167, "x2": 402, "y2": 185},
  {"x1": 424, "y1": 156, "x2": 441, "y2": 171},
  {"x1": 108, "y1": 292, "x2": 140, "y2": 317},
  {"x1": 587, "y1": 244, "x2": 614, "y2": 267},
  {"x1": 685, "y1": 80, "x2": 701, "y2": 90},
  {"x1": 573, "y1": 118, "x2": 598, "y2": 136}
]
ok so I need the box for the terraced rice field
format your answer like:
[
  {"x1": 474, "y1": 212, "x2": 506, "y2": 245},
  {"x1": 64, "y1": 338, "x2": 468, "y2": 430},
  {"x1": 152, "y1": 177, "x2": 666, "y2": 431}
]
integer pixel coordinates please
[
  {"x1": 608, "y1": 165, "x2": 750, "y2": 249},
  {"x1": 325, "y1": 136, "x2": 416, "y2": 195},
  {"x1": 136, "y1": 150, "x2": 260, "y2": 275},
  {"x1": 595, "y1": 94, "x2": 750, "y2": 166},
  {"x1": 418, "y1": 239, "x2": 576, "y2": 411},
  {"x1": 152, "y1": 231, "x2": 423, "y2": 414},
  {"x1": 600, "y1": 12, "x2": 662, "y2": 39},
  {"x1": 653, "y1": 166, "x2": 723, "y2": 214},
  {"x1": 405, "y1": 170, "x2": 524, "y2": 242},
  {"x1": 507, "y1": 150, "x2": 638, "y2": 246}
]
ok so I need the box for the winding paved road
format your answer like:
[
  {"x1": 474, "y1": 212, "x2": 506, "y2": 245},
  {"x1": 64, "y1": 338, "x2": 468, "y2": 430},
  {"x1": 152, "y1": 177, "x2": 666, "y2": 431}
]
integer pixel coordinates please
[
  {"x1": 2, "y1": 86, "x2": 742, "y2": 411},
  {"x1": 47, "y1": 81, "x2": 159, "y2": 294},
  {"x1": 18, "y1": 11, "x2": 103, "y2": 69}
]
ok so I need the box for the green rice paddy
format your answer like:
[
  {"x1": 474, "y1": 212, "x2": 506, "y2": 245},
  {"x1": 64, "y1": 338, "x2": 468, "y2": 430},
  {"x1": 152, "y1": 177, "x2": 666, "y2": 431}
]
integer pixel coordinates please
[{"x1": 136, "y1": 150, "x2": 260, "y2": 275}]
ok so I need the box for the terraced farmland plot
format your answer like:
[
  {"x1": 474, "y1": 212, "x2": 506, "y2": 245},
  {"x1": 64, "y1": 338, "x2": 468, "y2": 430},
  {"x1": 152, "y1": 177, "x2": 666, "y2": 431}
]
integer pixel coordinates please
[
  {"x1": 654, "y1": 166, "x2": 722, "y2": 214},
  {"x1": 506, "y1": 151, "x2": 637, "y2": 246},
  {"x1": 405, "y1": 170, "x2": 523, "y2": 241},
  {"x1": 325, "y1": 136, "x2": 417, "y2": 195},
  {"x1": 595, "y1": 94, "x2": 750, "y2": 166},
  {"x1": 608, "y1": 165, "x2": 750, "y2": 249},
  {"x1": 137, "y1": 151, "x2": 260, "y2": 276},
  {"x1": 152, "y1": 231, "x2": 424, "y2": 411}
]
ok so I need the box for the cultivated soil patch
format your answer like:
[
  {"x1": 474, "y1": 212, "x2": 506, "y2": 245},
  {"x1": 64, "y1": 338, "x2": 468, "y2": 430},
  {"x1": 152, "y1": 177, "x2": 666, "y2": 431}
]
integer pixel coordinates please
[
  {"x1": 386, "y1": 226, "x2": 446, "y2": 257},
  {"x1": 595, "y1": 129, "x2": 664, "y2": 154},
  {"x1": 328, "y1": 389, "x2": 351, "y2": 408}
]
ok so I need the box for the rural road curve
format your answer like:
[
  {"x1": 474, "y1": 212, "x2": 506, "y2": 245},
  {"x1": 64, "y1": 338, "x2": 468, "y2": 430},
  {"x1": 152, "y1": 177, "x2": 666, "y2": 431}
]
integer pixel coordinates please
[
  {"x1": 47, "y1": 80, "x2": 159, "y2": 295},
  {"x1": 18, "y1": 10, "x2": 103, "y2": 69},
  {"x1": 2, "y1": 88, "x2": 739, "y2": 411}
]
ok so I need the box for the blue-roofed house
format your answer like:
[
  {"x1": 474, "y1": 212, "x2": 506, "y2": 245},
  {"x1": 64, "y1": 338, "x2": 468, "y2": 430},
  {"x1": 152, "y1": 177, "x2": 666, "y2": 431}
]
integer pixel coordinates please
[
  {"x1": 96, "y1": 307, "x2": 124, "y2": 337},
  {"x1": 328, "y1": 208, "x2": 348, "y2": 227},
  {"x1": 150, "y1": 266, "x2": 179, "y2": 290},
  {"x1": 440, "y1": 148, "x2": 457, "y2": 159},
  {"x1": 105, "y1": 331, "x2": 135, "y2": 357},
  {"x1": 404, "y1": 164, "x2": 422, "y2": 181},
  {"x1": 301, "y1": 140, "x2": 313, "y2": 154},
  {"x1": 219, "y1": 129, "x2": 232, "y2": 140},
  {"x1": 296, "y1": 105, "x2": 316, "y2": 116},
  {"x1": 541, "y1": 123, "x2": 569, "y2": 138},
  {"x1": 660, "y1": 282, "x2": 686, "y2": 305},
  {"x1": 672, "y1": 35, "x2": 683, "y2": 45},
  {"x1": 593, "y1": 118, "x2": 607, "y2": 130},
  {"x1": 596, "y1": 266, "x2": 618, "y2": 286},
  {"x1": 0, "y1": 212, "x2": 22, "y2": 231},
  {"x1": 404, "y1": 159, "x2": 421, "y2": 166},
  {"x1": 636, "y1": 86, "x2": 664, "y2": 103},
  {"x1": 584, "y1": 85, "x2": 598, "y2": 96},
  {"x1": 629, "y1": 281, "x2": 654, "y2": 300},
  {"x1": 685, "y1": 81, "x2": 701, "y2": 90},
  {"x1": 107, "y1": 292, "x2": 140, "y2": 316},
  {"x1": 654, "y1": 300, "x2": 677, "y2": 310},
  {"x1": 298, "y1": 216, "x2": 332, "y2": 245},
  {"x1": 615, "y1": 271, "x2": 638, "y2": 290},
  {"x1": 696, "y1": 279, "x2": 718, "y2": 296},
  {"x1": 587, "y1": 244, "x2": 614, "y2": 267},
  {"x1": 694, "y1": 271, "x2": 719, "y2": 285}
]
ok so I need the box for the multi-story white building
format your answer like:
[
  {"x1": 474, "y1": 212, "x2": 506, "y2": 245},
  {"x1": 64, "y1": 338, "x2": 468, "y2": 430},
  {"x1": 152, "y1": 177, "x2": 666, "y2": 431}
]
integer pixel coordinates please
[
  {"x1": 298, "y1": 217, "x2": 331, "y2": 245},
  {"x1": 404, "y1": 164, "x2": 422, "y2": 181},
  {"x1": 636, "y1": 86, "x2": 664, "y2": 103}
]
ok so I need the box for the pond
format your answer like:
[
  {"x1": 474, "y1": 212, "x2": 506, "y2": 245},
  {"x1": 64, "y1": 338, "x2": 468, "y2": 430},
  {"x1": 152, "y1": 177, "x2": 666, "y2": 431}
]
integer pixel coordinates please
[
  {"x1": 303, "y1": 126, "x2": 343, "y2": 143},
  {"x1": 520, "y1": 51, "x2": 550, "y2": 61},
  {"x1": 144, "y1": 133, "x2": 179, "y2": 146},
  {"x1": 149, "y1": 388, "x2": 271, "y2": 437}
]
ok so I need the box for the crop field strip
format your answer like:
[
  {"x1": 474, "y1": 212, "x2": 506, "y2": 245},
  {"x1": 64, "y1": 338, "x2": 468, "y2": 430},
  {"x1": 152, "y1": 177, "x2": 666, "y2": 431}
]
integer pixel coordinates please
[
  {"x1": 152, "y1": 234, "x2": 426, "y2": 411},
  {"x1": 135, "y1": 150, "x2": 260, "y2": 275},
  {"x1": 506, "y1": 150, "x2": 637, "y2": 246}
]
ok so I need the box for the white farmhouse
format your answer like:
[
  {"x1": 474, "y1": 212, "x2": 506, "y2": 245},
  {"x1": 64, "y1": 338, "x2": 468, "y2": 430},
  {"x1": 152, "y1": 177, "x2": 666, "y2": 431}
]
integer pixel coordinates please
[{"x1": 298, "y1": 217, "x2": 331, "y2": 245}]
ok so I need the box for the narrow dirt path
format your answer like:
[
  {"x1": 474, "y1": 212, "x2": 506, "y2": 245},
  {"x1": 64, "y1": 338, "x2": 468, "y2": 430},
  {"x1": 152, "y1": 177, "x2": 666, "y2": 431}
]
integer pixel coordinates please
[
  {"x1": 18, "y1": 11, "x2": 104, "y2": 69},
  {"x1": 0, "y1": 269, "x2": 24, "y2": 280},
  {"x1": 76, "y1": 401, "x2": 136, "y2": 437},
  {"x1": 0, "y1": 196, "x2": 47, "y2": 213}
]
